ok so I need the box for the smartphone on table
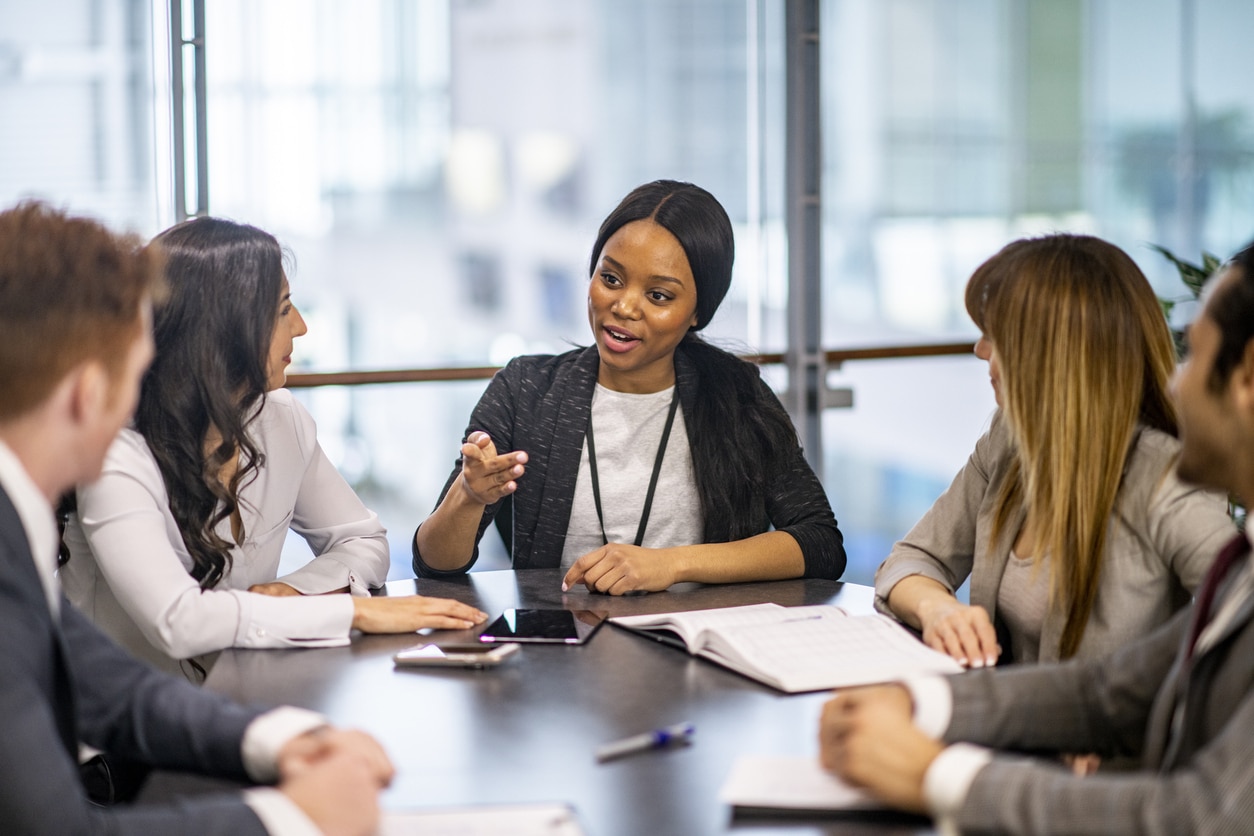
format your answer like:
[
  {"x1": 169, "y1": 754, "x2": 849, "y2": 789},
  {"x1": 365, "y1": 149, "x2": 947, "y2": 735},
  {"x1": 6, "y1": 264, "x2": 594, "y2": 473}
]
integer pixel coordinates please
[{"x1": 393, "y1": 642, "x2": 520, "y2": 668}]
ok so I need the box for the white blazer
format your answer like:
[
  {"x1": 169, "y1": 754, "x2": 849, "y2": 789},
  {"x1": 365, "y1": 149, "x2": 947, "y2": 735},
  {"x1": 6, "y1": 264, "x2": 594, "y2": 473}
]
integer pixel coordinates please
[{"x1": 62, "y1": 390, "x2": 388, "y2": 675}]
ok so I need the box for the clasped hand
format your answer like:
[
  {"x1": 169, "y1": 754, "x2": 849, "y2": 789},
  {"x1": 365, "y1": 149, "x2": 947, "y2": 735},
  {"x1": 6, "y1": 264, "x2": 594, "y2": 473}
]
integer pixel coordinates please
[
  {"x1": 818, "y1": 684, "x2": 941, "y2": 814},
  {"x1": 277, "y1": 727, "x2": 394, "y2": 836}
]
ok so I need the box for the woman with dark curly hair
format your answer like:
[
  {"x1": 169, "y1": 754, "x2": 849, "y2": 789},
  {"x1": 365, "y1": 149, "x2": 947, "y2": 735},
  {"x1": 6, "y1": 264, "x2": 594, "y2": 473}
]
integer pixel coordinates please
[{"x1": 63, "y1": 217, "x2": 484, "y2": 677}]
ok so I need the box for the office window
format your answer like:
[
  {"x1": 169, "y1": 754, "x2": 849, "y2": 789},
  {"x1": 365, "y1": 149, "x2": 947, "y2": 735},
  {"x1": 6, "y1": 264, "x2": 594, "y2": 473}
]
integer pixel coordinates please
[
  {"x1": 7, "y1": 0, "x2": 1251, "y2": 583},
  {"x1": 0, "y1": 0, "x2": 167, "y2": 232},
  {"x1": 820, "y1": 0, "x2": 1254, "y2": 581},
  {"x1": 201, "y1": 0, "x2": 789, "y2": 574}
]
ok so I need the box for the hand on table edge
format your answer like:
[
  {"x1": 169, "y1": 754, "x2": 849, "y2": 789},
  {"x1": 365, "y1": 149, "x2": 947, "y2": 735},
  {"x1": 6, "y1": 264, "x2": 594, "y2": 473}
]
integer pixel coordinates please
[{"x1": 561, "y1": 544, "x2": 680, "y2": 595}]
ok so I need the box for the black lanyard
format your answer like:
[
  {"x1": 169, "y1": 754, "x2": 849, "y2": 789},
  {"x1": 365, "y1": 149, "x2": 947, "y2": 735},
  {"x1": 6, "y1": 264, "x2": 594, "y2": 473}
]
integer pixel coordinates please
[{"x1": 585, "y1": 388, "x2": 680, "y2": 548}]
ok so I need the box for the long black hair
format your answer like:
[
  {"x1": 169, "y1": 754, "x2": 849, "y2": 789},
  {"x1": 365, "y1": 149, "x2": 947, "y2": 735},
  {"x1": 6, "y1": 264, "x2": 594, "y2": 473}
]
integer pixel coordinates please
[
  {"x1": 138, "y1": 217, "x2": 283, "y2": 588},
  {"x1": 589, "y1": 180, "x2": 800, "y2": 541}
]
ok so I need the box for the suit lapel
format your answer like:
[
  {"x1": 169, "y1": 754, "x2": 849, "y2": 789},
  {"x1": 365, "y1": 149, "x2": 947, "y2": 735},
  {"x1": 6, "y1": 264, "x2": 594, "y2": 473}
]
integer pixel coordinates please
[
  {"x1": 1150, "y1": 558, "x2": 1254, "y2": 769},
  {"x1": 0, "y1": 486, "x2": 79, "y2": 761}
]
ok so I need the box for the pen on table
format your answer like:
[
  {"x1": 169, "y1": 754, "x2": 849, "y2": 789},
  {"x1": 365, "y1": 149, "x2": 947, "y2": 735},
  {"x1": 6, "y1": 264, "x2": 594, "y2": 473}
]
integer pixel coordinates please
[{"x1": 595, "y1": 722, "x2": 696, "y2": 763}]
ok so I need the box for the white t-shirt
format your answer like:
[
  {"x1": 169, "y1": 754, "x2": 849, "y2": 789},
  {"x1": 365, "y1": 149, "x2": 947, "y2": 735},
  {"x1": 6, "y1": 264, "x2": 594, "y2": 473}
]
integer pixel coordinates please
[{"x1": 560, "y1": 384, "x2": 704, "y2": 568}]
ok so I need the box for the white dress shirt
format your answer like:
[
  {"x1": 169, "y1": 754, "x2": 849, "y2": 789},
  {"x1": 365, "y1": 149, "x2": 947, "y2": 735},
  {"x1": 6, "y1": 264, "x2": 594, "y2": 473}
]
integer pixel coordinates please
[{"x1": 61, "y1": 389, "x2": 388, "y2": 674}]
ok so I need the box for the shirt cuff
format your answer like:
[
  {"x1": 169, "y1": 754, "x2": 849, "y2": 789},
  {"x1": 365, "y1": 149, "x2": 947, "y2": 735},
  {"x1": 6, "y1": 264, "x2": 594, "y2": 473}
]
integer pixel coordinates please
[
  {"x1": 902, "y1": 675, "x2": 952, "y2": 738},
  {"x1": 276, "y1": 557, "x2": 361, "y2": 596},
  {"x1": 923, "y1": 743, "x2": 994, "y2": 836},
  {"x1": 241, "y1": 706, "x2": 328, "y2": 783},
  {"x1": 244, "y1": 787, "x2": 324, "y2": 836}
]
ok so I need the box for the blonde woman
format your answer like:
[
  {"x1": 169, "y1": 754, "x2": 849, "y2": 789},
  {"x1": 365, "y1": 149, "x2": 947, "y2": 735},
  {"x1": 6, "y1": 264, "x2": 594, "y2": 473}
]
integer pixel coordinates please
[{"x1": 876, "y1": 234, "x2": 1234, "y2": 667}]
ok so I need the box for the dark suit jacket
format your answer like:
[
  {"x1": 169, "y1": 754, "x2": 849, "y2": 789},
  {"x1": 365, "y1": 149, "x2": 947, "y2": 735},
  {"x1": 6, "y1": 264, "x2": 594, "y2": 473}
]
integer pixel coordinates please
[
  {"x1": 412, "y1": 344, "x2": 845, "y2": 578},
  {"x1": 0, "y1": 485, "x2": 269, "y2": 835},
  {"x1": 942, "y1": 535, "x2": 1254, "y2": 834}
]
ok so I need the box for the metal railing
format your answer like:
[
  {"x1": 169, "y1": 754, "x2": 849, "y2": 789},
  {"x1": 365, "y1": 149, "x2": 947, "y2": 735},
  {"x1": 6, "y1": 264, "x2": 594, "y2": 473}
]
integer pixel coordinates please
[{"x1": 285, "y1": 341, "x2": 976, "y2": 390}]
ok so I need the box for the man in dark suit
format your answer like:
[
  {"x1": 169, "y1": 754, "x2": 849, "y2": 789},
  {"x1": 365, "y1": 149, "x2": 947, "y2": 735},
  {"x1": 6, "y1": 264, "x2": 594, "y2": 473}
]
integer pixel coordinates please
[
  {"x1": 819, "y1": 240, "x2": 1254, "y2": 835},
  {"x1": 0, "y1": 202, "x2": 391, "y2": 835}
]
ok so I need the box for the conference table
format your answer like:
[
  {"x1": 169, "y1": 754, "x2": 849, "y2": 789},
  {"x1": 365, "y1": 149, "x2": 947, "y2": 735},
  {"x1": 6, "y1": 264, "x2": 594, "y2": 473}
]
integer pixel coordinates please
[{"x1": 144, "y1": 570, "x2": 936, "y2": 835}]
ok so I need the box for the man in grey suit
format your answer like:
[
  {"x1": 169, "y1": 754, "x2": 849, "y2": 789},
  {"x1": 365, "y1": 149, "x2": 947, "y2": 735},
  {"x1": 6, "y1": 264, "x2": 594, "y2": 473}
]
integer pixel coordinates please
[
  {"x1": 0, "y1": 202, "x2": 391, "y2": 835},
  {"x1": 820, "y1": 240, "x2": 1254, "y2": 835}
]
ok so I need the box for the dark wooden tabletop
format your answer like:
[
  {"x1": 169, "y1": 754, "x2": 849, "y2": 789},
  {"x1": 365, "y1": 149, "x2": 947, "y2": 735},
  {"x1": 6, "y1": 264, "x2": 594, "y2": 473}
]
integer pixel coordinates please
[{"x1": 143, "y1": 570, "x2": 935, "y2": 835}]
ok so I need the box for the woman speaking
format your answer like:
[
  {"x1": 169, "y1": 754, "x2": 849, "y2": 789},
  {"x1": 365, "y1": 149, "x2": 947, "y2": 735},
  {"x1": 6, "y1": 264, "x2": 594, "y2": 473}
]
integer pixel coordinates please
[{"x1": 413, "y1": 180, "x2": 845, "y2": 593}]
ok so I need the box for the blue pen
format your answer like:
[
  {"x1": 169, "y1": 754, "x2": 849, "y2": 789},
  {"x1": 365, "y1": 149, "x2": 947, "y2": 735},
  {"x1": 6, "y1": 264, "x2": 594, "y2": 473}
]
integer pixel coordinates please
[{"x1": 595, "y1": 722, "x2": 696, "y2": 762}]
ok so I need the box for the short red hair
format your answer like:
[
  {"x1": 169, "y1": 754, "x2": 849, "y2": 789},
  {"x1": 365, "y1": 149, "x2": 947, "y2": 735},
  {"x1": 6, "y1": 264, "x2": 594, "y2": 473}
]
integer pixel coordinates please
[{"x1": 0, "y1": 202, "x2": 165, "y2": 420}]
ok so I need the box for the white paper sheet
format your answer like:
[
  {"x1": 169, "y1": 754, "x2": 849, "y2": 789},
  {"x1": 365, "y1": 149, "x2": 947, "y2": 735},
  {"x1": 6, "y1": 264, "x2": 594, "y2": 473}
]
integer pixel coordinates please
[
  {"x1": 379, "y1": 803, "x2": 585, "y2": 835},
  {"x1": 719, "y1": 755, "x2": 884, "y2": 812}
]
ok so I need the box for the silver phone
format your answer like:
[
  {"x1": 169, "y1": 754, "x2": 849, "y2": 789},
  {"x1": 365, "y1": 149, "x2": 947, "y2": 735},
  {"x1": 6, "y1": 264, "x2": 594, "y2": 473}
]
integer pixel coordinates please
[{"x1": 393, "y1": 642, "x2": 520, "y2": 668}]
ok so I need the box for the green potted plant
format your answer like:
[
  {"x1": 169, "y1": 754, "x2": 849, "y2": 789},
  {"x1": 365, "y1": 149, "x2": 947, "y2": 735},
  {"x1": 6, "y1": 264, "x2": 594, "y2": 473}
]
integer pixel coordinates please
[{"x1": 1150, "y1": 244, "x2": 1221, "y2": 358}]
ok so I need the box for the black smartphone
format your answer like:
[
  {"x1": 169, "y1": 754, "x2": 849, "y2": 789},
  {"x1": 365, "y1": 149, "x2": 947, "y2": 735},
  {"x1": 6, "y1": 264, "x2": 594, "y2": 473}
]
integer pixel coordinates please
[{"x1": 478, "y1": 608, "x2": 605, "y2": 645}]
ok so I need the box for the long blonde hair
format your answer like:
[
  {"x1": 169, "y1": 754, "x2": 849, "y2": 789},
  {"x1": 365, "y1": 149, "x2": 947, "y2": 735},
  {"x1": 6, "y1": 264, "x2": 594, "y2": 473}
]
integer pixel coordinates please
[{"x1": 965, "y1": 235, "x2": 1177, "y2": 659}]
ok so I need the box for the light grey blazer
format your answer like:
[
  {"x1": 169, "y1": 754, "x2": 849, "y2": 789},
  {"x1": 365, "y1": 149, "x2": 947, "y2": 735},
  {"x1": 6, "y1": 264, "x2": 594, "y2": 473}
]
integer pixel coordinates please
[
  {"x1": 944, "y1": 537, "x2": 1254, "y2": 834},
  {"x1": 875, "y1": 412, "x2": 1234, "y2": 662}
]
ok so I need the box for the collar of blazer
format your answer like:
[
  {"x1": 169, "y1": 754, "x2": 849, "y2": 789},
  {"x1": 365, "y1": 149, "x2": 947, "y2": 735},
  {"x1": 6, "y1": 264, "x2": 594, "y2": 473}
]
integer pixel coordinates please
[{"x1": 1194, "y1": 549, "x2": 1254, "y2": 659}]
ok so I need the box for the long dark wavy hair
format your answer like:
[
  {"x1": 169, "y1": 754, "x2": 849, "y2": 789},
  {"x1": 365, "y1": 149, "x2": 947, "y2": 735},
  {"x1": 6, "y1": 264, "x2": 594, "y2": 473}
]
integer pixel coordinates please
[
  {"x1": 589, "y1": 180, "x2": 800, "y2": 542},
  {"x1": 138, "y1": 217, "x2": 283, "y2": 589}
]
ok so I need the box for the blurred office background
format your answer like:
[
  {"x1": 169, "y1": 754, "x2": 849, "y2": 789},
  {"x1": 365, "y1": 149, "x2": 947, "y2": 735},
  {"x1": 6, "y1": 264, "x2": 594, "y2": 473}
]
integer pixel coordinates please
[{"x1": 3, "y1": 0, "x2": 1253, "y2": 584}]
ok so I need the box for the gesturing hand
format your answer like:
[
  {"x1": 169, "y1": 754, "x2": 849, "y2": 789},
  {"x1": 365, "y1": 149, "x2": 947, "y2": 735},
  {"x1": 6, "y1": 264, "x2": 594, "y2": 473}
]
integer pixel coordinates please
[
  {"x1": 917, "y1": 598, "x2": 1000, "y2": 668},
  {"x1": 561, "y1": 544, "x2": 678, "y2": 595},
  {"x1": 457, "y1": 431, "x2": 528, "y2": 506},
  {"x1": 818, "y1": 684, "x2": 940, "y2": 814}
]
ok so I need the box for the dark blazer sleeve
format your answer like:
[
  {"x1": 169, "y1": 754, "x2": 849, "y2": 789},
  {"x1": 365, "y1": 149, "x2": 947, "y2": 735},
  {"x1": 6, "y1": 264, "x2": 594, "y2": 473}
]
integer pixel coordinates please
[
  {"x1": 0, "y1": 558, "x2": 267, "y2": 832},
  {"x1": 63, "y1": 602, "x2": 262, "y2": 776},
  {"x1": 412, "y1": 363, "x2": 520, "y2": 577},
  {"x1": 754, "y1": 379, "x2": 846, "y2": 580}
]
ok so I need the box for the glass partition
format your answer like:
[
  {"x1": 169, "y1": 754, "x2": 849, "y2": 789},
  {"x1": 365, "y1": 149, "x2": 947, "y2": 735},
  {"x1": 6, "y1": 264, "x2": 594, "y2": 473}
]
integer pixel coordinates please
[
  {"x1": 818, "y1": 0, "x2": 1254, "y2": 582},
  {"x1": 0, "y1": 0, "x2": 169, "y2": 232},
  {"x1": 9, "y1": 0, "x2": 1254, "y2": 585}
]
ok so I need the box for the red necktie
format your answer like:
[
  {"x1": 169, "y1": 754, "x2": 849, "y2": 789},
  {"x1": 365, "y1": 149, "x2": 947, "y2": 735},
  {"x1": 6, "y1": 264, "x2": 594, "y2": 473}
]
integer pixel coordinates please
[{"x1": 1185, "y1": 532, "x2": 1251, "y2": 660}]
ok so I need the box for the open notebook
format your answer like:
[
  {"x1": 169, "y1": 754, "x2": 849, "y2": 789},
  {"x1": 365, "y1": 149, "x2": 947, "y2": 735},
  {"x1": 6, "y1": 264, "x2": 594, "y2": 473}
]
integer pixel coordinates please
[{"x1": 610, "y1": 603, "x2": 962, "y2": 693}]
